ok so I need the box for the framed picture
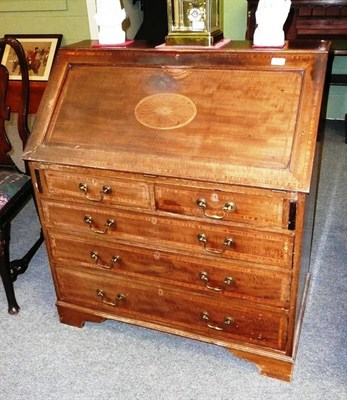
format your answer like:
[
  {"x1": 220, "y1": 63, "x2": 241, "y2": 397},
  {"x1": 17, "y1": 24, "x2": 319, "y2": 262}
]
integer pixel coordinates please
[{"x1": 1, "y1": 34, "x2": 63, "y2": 81}]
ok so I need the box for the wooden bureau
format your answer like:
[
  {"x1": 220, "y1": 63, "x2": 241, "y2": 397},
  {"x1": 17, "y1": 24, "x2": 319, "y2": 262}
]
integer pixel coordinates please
[{"x1": 24, "y1": 40, "x2": 329, "y2": 381}]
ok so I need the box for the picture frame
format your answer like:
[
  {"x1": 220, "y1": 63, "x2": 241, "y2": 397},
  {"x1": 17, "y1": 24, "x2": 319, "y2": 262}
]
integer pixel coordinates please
[{"x1": 1, "y1": 34, "x2": 63, "y2": 81}]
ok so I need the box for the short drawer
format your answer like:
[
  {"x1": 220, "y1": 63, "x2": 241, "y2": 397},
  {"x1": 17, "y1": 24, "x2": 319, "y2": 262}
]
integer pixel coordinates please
[
  {"x1": 155, "y1": 184, "x2": 292, "y2": 228},
  {"x1": 40, "y1": 166, "x2": 152, "y2": 209},
  {"x1": 49, "y1": 233, "x2": 291, "y2": 307},
  {"x1": 56, "y1": 267, "x2": 289, "y2": 351},
  {"x1": 42, "y1": 201, "x2": 294, "y2": 267}
]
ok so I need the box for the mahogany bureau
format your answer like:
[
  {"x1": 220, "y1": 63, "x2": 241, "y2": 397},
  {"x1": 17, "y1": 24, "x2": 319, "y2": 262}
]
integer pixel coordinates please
[{"x1": 24, "y1": 40, "x2": 329, "y2": 381}]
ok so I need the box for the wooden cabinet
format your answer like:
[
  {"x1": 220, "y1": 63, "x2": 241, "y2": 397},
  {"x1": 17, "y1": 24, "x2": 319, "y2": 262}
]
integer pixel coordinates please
[
  {"x1": 246, "y1": 0, "x2": 347, "y2": 40},
  {"x1": 8, "y1": 81, "x2": 46, "y2": 114},
  {"x1": 24, "y1": 40, "x2": 329, "y2": 381}
]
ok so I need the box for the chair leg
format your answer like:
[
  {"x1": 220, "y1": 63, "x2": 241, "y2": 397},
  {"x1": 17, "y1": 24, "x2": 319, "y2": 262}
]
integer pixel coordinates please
[
  {"x1": 11, "y1": 229, "x2": 44, "y2": 281},
  {"x1": 0, "y1": 223, "x2": 20, "y2": 314}
]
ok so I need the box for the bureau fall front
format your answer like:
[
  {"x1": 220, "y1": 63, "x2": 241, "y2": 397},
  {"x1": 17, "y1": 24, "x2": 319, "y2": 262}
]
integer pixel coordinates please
[{"x1": 24, "y1": 40, "x2": 329, "y2": 381}]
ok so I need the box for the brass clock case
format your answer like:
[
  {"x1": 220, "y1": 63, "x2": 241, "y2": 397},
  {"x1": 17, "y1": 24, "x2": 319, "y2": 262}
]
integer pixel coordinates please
[{"x1": 165, "y1": 0, "x2": 223, "y2": 46}]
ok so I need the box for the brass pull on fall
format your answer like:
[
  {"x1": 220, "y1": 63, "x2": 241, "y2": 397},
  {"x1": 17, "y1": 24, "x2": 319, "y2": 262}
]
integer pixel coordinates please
[
  {"x1": 197, "y1": 233, "x2": 233, "y2": 254},
  {"x1": 96, "y1": 289, "x2": 126, "y2": 307},
  {"x1": 84, "y1": 215, "x2": 115, "y2": 234},
  {"x1": 79, "y1": 182, "x2": 112, "y2": 202},
  {"x1": 90, "y1": 251, "x2": 120, "y2": 269},
  {"x1": 196, "y1": 198, "x2": 236, "y2": 220},
  {"x1": 201, "y1": 311, "x2": 234, "y2": 331},
  {"x1": 199, "y1": 271, "x2": 233, "y2": 292}
]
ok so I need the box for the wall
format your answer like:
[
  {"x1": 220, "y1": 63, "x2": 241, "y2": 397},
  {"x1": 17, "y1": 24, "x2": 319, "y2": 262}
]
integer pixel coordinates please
[
  {"x1": 329, "y1": 56, "x2": 347, "y2": 120},
  {"x1": 0, "y1": 0, "x2": 90, "y2": 46},
  {"x1": 0, "y1": 0, "x2": 345, "y2": 119},
  {"x1": 0, "y1": 1, "x2": 254, "y2": 49},
  {"x1": 0, "y1": 0, "x2": 143, "y2": 45},
  {"x1": 223, "y1": 0, "x2": 248, "y2": 40}
]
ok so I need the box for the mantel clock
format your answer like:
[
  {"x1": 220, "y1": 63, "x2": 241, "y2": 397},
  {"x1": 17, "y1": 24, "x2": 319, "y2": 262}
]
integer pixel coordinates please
[{"x1": 165, "y1": 0, "x2": 223, "y2": 46}]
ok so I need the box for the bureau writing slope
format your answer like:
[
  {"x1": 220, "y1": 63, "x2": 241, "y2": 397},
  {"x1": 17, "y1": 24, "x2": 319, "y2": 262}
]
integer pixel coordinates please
[{"x1": 24, "y1": 40, "x2": 329, "y2": 381}]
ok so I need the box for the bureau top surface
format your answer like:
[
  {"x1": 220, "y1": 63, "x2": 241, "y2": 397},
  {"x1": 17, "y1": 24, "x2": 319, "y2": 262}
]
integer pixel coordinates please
[{"x1": 24, "y1": 40, "x2": 329, "y2": 192}]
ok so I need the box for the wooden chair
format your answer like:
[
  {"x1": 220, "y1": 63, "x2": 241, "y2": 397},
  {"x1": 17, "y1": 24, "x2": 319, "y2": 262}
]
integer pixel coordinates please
[{"x1": 0, "y1": 37, "x2": 44, "y2": 314}]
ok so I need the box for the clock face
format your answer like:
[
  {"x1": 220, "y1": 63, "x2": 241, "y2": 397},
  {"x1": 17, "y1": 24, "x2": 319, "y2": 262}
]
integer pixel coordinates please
[
  {"x1": 188, "y1": 7, "x2": 203, "y2": 22},
  {"x1": 187, "y1": 4, "x2": 205, "y2": 31}
]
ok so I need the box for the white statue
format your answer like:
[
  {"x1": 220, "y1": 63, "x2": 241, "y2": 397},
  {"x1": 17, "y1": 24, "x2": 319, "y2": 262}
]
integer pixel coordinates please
[
  {"x1": 253, "y1": 0, "x2": 291, "y2": 47},
  {"x1": 95, "y1": 0, "x2": 126, "y2": 45}
]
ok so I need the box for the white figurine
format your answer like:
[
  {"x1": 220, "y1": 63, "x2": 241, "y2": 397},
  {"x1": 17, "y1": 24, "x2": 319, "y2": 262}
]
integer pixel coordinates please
[
  {"x1": 95, "y1": 0, "x2": 126, "y2": 45},
  {"x1": 253, "y1": 0, "x2": 291, "y2": 47}
]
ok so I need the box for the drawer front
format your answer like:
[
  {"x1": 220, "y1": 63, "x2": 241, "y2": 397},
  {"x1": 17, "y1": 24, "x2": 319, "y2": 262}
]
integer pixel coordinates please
[
  {"x1": 155, "y1": 185, "x2": 290, "y2": 228},
  {"x1": 41, "y1": 167, "x2": 152, "y2": 209},
  {"x1": 56, "y1": 267, "x2": 289, "y2": 351},
  {"x1": 49, "y1": 233, "x2": 291, "y2": 307},
  {"x1": 43, "y1": 201, "x2": 294, "y2": 267}
]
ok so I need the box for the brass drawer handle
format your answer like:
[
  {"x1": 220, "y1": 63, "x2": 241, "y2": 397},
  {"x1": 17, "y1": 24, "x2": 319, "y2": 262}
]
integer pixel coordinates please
[
  {"x1": 197, "y1": 233, "x2": 233, "y2": 254},
  {"x1": 96, "y1": 289, "x2": 126, "y2": 307},
  {"x1": 199, "y1": 271, "x2": 233, "y2": 292},
  {"x1": 79, "y1": 182, "x2": 112, "y2": 202},
  {"x1": 84, "y1": 215, "x2": 115, "y2": 234},
  {"x1": 196, "y1": 198, "x2": 236, "y2": 220},
  {"x1": 90, "y1": 251, "x2": 120, "y2": 269},
  {"x1": 201, "y1": 311, "x2": 234, "y2": 331}
]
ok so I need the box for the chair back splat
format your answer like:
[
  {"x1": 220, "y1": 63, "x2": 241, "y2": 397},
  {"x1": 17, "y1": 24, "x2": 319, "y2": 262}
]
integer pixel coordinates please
[{"x1": 0, "y1": 37, "x2": 44, "y2": 314}]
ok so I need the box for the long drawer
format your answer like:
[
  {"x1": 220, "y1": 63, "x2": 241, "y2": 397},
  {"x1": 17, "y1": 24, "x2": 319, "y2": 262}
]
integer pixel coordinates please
[
  {"x1": 49, "y1": 233, "x2": 291, "y2": 308},
  {"x1": 55, "y1": 266, "x2": 289, "y2": 351},
  {"x1": 42, "y1": 200, "x2": 295, "y2": 267}
]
